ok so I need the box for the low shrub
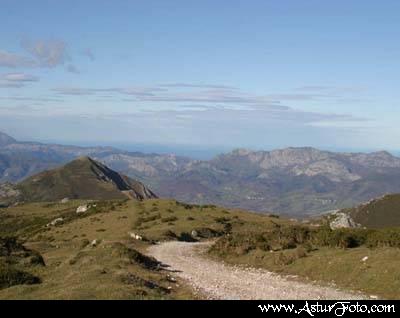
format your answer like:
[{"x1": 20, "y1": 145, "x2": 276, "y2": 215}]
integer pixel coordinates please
[
  {"x1": 161, "y1": 216, "x2": 178, "y2": 223},
  {"x1": 274, "y1": 246, "x2": 308, "y2": 266},
  {"x1": 193, "y1": 227, "x2": 224, "y2": 238},
  {"x1": 111, "y1": 243, "x2": 161, "y2": 270},
  {"x1": 178, "y1": 232, "x2": 198, "y2": 242},
  {"x1": 0, "y1": 264, "x2": 41, "y2": 289},
  {"x1": 211, "y1": 224, "x2": 400, "y2": 260},
  {"x1": 162, "y1": 230, "x2": 177, "y2": 239}
]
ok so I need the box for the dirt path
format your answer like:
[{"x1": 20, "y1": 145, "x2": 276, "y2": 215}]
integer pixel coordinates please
[{"x1": 147, "y1": 241, "x2": 365, "y2": 300}]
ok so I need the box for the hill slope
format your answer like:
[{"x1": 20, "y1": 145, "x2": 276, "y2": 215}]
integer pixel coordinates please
[
  {"x1": 1, "y1": 198, "x2": 400, "y2": 299},
  {"x1": 341, "y1": 194, "x2": 400, "y2": 228},
  {"x1": 0, "y1": 132, "x2": 16, "y2": 147},
  {"x1": 17, "y1": 157, "x2": 157, "y2": 202}
]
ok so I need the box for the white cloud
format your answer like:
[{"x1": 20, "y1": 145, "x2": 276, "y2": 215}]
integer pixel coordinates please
[
  {"x1": 0, "y1": 73, "x2": 39, "y2": 88},
  {"x1": 3, "y1": 73, "x2": 39, "y2": 82}
]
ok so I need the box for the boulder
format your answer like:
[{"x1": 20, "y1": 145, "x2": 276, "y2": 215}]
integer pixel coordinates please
[
  {"x1": 46, "y1": 217, "x2": 64, "y2": 227},
  {"x1": 129, "y1": 232, "x2": 143, "y2": 240},
  {"x1": 76, "y1": 204, "x2": 89, "y2": 213},
  {"x1": 60, "y1": 197, "x2": 70, "y2": 203}
]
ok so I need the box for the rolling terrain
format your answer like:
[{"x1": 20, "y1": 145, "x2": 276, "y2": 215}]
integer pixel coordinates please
[
  {"x1": 1, "y1": 197, "x2": 399, "y2": 299},
  {"x1": 0, "y1": 158, "x2": 400, "y2": 299}
]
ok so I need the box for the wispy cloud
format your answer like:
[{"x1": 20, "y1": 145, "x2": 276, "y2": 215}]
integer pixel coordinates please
[
  {"x1": 0, "y1": 50, "x2": 36, "y2": 68},
  {"x1": 1, "y1": 38, "x2": 77, "y2": 72},
  {"x1": 0, "y1": 96, "x2": 63, "y2": 102},
  {"x1": 21, "y1": 38, "x2": 69, "y2": 68},
  {"x1": 66, "y1": 64, "x2": 80, "y2": 74},
  {"x1": 295, "y1": 85, "x2": 367, "y2": 94},
  {"x1": 82, "y1": 48, "x2": 95, "y2": 61},
  {"x1": 0, "y1": 72, "x2": 39, "y2": 88},
  {"x1": 52, "y1": 86, "x2": 167, "y2": 96},
  {"x1": 3, "y1": 73, "x2": 39, "y2": 82},
  {"x1": 48, "y1": 83, "x2": 368, "y2": 129},
  {"x1": 159, "y1": 83, "x2": 237, "y2": 90}
]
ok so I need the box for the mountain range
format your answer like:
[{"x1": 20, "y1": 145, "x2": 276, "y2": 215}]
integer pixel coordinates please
[{"x1": 2, "y1": 131, "x2": 400, "y2": 216}]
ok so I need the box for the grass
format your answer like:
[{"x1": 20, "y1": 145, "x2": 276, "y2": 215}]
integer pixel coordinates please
[
  {"x1": 209, "y1": 223, "x2": 400, "y2": 299},
  {"x1": 343, "y1": 194, "x2": 400, "y2": 228},
  {"x1": 0, "y1": 199, "x2": 195, "y2": 299},
  {"x1": 1, "y1": 197, "x2": 400, "y2": 299},
  {"x1": 129, "y1": 199, "x2": 290, "y2": 242},
  {"x1": 210, "y1": 245, "x2": 400, "y2": 299}
]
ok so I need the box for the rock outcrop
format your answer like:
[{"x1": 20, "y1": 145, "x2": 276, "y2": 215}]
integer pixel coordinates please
[{"x1": 329, "y1": 212, "x2": 360, "y2": 229}]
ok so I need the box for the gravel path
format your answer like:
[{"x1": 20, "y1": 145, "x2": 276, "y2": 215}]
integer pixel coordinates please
[{"x1": 147, "y1": 241, "x2": 365, "y2": 300}]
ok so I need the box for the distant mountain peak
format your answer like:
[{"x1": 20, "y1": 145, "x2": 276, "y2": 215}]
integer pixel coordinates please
[
  {"x1": 230, "y1": 148, "x2": 252, "y2": 155},
  {"x1": 0, "y1": 132, "x2": 17, "y2": 146},
  {"x1": 372, "y1": 150, "x2": 393, "y2": 157}
]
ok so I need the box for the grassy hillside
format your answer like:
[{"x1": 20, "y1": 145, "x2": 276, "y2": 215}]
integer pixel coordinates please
[
  {"x1": 17, "y1": 157, "x2": 156, "y2": 202},
  {"x1": 0, "y1": 199, "x2": 192, "y2": 299},
  {"x1": 341, "y1": 194, "x2": 400, "y2": 228},
  {"x1": 208, "y1": 222, "x2": 400, "y2": 299},
  {"x1": 1, "y1": 198, "x2": 400, "y2": 299}
]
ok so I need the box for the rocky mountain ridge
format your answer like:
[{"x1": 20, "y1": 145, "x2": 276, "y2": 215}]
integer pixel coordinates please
[
  {"x1": 0, "y1": 156, "x2": 157, "y2": 205},
  {"x1": 2, "y1": 131, "x2": 400, "y2": 216}
]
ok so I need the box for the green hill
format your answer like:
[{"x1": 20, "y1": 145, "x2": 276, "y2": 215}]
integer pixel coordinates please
[{"x1": 17, "y1": 157, "x2": 157, "y2": 202}]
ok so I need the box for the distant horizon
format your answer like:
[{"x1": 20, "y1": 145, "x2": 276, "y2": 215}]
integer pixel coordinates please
[{"x1": 3, "y1": 130, "x2": 399, "y2": 160}]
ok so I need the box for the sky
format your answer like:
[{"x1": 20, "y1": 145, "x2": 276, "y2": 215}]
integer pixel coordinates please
[{"x1": 0, "y1": 0, "x2": 400, "y2": 156}]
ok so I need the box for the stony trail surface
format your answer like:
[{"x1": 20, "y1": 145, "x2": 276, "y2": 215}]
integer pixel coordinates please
[{"x1": 147, "y1": 241, "x2": 365, "y2": 300}]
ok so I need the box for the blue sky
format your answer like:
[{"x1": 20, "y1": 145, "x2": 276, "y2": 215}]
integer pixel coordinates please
[{"x1": 0, "y1": 0, "x2": 399, "y2": 155}]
